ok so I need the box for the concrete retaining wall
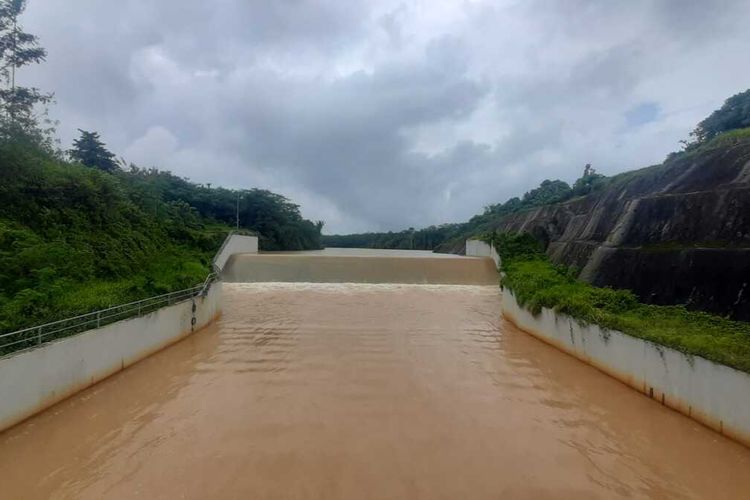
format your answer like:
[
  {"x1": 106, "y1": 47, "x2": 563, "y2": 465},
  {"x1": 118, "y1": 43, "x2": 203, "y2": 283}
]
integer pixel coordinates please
[
  {"x1": 466, "y1": 239, "x2": 500, "y2": 268},
  {"x1": 213, "y1": 234, "x2": 258, "y2": 272},
  {"x1": 0, "y1": 283, "x2": 222, "y2": 432},
  {"x1": 501, "y1": 287, "x2": 750, "y2": 447}
]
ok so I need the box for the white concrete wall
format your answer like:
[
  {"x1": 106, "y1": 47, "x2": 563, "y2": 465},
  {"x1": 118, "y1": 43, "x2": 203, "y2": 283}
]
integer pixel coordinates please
[
  {"x1": 0, "y1": 283, "x2": 221, "y2": 432},
  {"x1": 501, "y1": 287, "x2": 750, "y2": 447},
  {"x1": 466, "y1": 239, "x2": 501, "y2": 269},
  {"x1": 213, "y1": 234, "x2": 259, "y2": 272}
]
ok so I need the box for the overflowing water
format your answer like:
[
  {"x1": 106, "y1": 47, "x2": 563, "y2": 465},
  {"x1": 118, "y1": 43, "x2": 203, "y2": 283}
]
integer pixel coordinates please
[
  {"x1": 222, "y1": 253, "x2": 499, "y2": 285},
  {"x1": 1, "y1": 282, "x2": 749, "y2": 499}
]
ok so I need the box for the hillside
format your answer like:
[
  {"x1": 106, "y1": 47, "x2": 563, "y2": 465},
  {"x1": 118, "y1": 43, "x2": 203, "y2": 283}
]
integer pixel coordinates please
[
  {"x1": 460, "y1": 131, "x2": 750, "y2": 320},
  {"x1": 325, "y1": 90, "x2": 750, "y2": 321},
  {"x1": 0, "y1": 140, "x2": 322, "y2": 333}
]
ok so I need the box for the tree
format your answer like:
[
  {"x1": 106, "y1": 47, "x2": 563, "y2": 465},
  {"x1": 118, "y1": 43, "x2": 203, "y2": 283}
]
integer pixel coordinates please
[
  {"x1": 572, "y1": 163, "x2": 605, "y2": 196},
  {"x1": 689, "y1": 88, "x2": 750, "y2": 145},
  {"x1": 0, "y1": 0, "x2": 52, "y2": 137},
  {"x1": 69, "y1": 130, "x2": 118, "y2": 172},
  {"x1": 522, "y1": 179, "x2": 572, "y2": 206}
]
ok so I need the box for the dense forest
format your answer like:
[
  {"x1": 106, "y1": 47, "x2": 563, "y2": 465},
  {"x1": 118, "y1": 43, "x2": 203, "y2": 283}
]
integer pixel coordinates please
[
  {"x1": 322, "y1": 223, "x2": 466, "y2": 250},
  {"x1": 0, "y1": 132, "x2": 324, "y2": 333},
  {"x1": 324, "y1": 89, "x2": 750, "y2": 252},
  {"x1": 0, "y1": 1, "x2": 322, "y2": 333}
]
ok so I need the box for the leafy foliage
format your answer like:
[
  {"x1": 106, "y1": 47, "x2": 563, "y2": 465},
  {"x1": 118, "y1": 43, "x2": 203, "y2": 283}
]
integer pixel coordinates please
[
  {"x1": 571, "y1": 164, "x2": 605, "y2": 197},
  {"x1": 486, "y1": 232, "x2": 543, "y2": 262},
  {"x1": 0, "y1": 138, "x2": 322, "y2": 333},
  {"x1": 120, "y1": 165, "x2": 323, "y2": 251},
  {"x1": 466, "y1": 177, "x2": 576, "y2": 230},
  {"x1": 322, "y1": 223, "x2": 466, "y2": 250},
  {"x1": 521, "y1": 179, "x2": 572, "y2": 205},
  {"x1": 0, "y1": 0, "x2": 53, "y2": 144},
  {"x1": 489, "y1": 232, "x2": 750, "y2": 373},
  {"x1": 689, "y1": 89, "x2": 750, "y2": 145},
  {"x1": 69, "y1": 129, "x2": 117, "y2": 172}
]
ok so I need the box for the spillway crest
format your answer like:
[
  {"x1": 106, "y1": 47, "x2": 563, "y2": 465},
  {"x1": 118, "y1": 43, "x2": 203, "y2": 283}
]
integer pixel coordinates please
[{"x1": 222, "y1": 251, "x2": 499, "y2": 285}]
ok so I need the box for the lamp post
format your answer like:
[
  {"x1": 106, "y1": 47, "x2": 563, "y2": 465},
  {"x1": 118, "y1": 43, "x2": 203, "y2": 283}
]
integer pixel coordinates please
[{"x1": 235, "y1": 191, "x2": 240, "y2": 230}]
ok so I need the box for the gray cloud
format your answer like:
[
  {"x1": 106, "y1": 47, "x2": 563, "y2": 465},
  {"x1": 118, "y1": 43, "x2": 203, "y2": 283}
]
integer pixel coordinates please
[{"x1": 18, "y1": 0, "x2": 750, "y2": 232}]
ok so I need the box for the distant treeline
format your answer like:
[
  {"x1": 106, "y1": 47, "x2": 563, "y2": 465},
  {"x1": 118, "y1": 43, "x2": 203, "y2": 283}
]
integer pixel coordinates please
[
  {"x1": 323, "y1": 167, "x2": 603, "y2": 250},
  {"x1": 322, "y1": 224, "x2": 467, "y2": 250},
  {"x1": 122, "y1": 166, "x2": 323, "y2": 251},
  {"x1": 326, "y1": 88, "x2": 750, "y2": 252}
]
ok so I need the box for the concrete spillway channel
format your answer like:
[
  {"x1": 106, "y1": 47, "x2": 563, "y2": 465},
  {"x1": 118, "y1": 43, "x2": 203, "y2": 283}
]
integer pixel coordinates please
[
  {"x1": 222, "y1": 250, "x2": 499, "y2": 285},
  {"x1": 2, "y1": 249, "x2": 750, "y2": 499}
]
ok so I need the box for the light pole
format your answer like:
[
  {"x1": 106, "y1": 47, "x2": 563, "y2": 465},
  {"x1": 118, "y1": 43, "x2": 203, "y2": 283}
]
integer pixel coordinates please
[{"x1": 235, "y1": 191, "x2": 240, "y2": 230}]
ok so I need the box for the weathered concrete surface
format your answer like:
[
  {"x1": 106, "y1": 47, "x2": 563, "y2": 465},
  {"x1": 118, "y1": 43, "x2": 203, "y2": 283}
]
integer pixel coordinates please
[
  {"x1": 486, "y1": 141, "x2": 750, "y2": 319},
  {"x1": 465, "y1": 239, "x2": 500, "y2": 268},
  {"x1": 0, "y1": 283, "x2": 221, "y2": 433},
  {"x1": 223, "y1": 254, "x2": 499, "y2": 285},
  {"x1": 501, "y1": 287, "x2": 750, "y2": 448},
  {"x1": 213, "y1": 234, "x2": 258, "y2": 271}
]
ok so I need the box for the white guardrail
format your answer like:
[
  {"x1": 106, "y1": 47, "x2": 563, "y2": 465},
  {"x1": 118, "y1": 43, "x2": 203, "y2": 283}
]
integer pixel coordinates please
[
  {"x1": 0, "y1": 231, "x2": 257, "y2": 357},
  {"x1": 0, "y1": 231, "x2": 262, "y2": 432},
  {"x1": 0, "y1": 275, "x2": 218, "y2": 356},
  {"x1": 0, "y1": 230, "x2": 260, "y2": 356}
]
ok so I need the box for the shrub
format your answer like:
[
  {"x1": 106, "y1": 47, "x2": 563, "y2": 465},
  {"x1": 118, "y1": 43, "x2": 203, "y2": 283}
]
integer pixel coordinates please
[{"x1": 485, "y1": 231, "x2": 750, "y2": 373}]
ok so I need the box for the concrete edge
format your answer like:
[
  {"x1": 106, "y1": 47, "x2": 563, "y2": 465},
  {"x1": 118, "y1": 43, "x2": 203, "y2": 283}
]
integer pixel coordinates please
[
  {"x1": 213, "y1": 234, "x2": 259, "y2": 272},
  {"x1": 0, "y1": 283, "x2": 222, "y2": 433},
  {"x1": 465, "y1": 239, "x2": 501, "y2": 268},
  {"x1": 501, "y1": 287, "x2": 750, "y2": 448}
]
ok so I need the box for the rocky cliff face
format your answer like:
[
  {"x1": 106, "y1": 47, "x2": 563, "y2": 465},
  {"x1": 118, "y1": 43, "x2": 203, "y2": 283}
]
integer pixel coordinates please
[{"x1": 487, "y1": 139, "x2": 750, "y2": 320}]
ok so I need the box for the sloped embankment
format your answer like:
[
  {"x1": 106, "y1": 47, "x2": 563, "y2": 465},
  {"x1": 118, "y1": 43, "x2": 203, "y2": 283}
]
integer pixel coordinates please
[{"x1": 483, "y1": 138, "x2": 750, "y2": 319}]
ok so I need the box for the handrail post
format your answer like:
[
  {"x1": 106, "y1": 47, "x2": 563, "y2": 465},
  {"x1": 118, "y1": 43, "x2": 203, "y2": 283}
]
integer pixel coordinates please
[
  {"x1": 96, "y1": 311, "x2": 101, "y2": 328},
  {"x1": 37, "y1": 326, "x2": 42, "y2": 345}
]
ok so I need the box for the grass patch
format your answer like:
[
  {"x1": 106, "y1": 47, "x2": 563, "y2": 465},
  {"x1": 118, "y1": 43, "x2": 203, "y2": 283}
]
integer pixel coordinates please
[{"x1": 486, "y1": 232, "x2": 750, "y2": 373}]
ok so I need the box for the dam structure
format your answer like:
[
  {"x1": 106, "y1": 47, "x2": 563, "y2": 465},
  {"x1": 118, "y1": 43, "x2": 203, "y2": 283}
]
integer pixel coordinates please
[{"x1": 2, "y1": 247, "x2": 750, "y2": 499}]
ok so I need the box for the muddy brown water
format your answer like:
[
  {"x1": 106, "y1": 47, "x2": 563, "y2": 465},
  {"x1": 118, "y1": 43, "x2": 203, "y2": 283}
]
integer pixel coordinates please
[
  {"x1": 2, "y1": 282, "x2": 750, "y2": 499},
  {"x1": 222, "y1": 254, "x2": 499, "y2": 285}
]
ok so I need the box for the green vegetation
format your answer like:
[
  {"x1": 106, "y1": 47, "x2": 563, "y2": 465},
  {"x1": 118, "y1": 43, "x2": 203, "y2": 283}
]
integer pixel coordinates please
[
  {"x1": 325, "y1": 163, "x2": 607, "y2": 251},
  {"x1": 0, "y1": 139, "x2": 324, "y2": 334},
  {"x1": 0, "y1": 0, "x2": 55, "y2": 148},
  {"x1": 489, "y1": 232, "x2": 750, "y2": 373},
  {"x1": 120, "y1": 165, "x2": 323, "y2": 251},
  {"x1": 688, "y1": 89, "x2": 750, "y2": 144},
  {"x1": 328, "y1": 88, "x2": 750, "y2": 255},
  {"x1": 0, "y1": 1, "x2": 323, "y2": 337},
  {"x1": 322, "y1": 166, "x2": 605, "y2": 250},
  {"x1": 69, "y1": 129, "x2": 117, "y2": 172},
  {"x1": 0, "y1": 142, "x2": 220, "y2": 333},
  {"x1": 322, "y1": 223, "x2": 466, "y2": 250}
]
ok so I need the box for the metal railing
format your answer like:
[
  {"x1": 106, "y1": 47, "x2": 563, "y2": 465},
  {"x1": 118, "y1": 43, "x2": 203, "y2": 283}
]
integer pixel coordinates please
[
  {"x1": 0, "y1": 229, "x2": 237, "y2": 356},
  {"x1": 0, "y1": 273, "x2": 218, "y2": 356}
]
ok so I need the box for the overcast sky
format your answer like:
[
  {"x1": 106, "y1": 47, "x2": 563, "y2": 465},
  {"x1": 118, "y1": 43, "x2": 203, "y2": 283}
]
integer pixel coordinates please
[{"x1": 20, "y1": 0, "x2": 750, "y2": 233}]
